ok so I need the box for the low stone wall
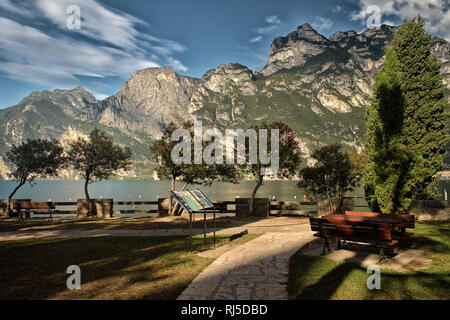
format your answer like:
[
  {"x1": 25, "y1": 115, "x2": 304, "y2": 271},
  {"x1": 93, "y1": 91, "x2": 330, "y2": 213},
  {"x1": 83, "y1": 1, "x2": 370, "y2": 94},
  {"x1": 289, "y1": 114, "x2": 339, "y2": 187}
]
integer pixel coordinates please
[
  {"x1": 77, "y1": 199, "x2": 113, "y2": 219},
  {"x1": 95, "y1": 199, "x2": 113, "y2": 219},
  {"x1": 317, "y1": 198, "x2": 355, "y2": 216},
  {"x1": 235, "y1": 198, "x2": 270, "y2": 218},
  {"x1": 409, "y1": 200, "x2": 450, "y2": 221}
]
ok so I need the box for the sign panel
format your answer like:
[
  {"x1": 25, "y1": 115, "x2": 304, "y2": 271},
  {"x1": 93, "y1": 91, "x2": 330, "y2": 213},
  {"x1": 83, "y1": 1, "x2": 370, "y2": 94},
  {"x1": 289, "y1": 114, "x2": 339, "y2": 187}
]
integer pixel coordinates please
[
  {"x1": 190, "y1": 189, "x2": 214, "y2": 209},
  {"x1": 171, "y1": 189, "x2": 214, "y2": 212}
]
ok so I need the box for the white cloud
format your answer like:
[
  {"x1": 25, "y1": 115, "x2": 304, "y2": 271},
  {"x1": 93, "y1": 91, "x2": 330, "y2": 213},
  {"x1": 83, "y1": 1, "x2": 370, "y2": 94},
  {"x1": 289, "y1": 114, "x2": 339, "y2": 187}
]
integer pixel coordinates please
[
  {"x1": 312, "y1": 17, "x2": 333, "y2": 32},
  {"x1": 0, "y1": 17, "x2": 158, "y2": 87},
  {"x1": 265, "y1": 15, "x2": 281, "y2": 24},
  {"x1": 351, "y1": 0, "x2": 450, "y2": 41},
  {"x1": 0, "y1": 0, "x2": 188, "y2": 88},
  {"x1": 249, "y1": 36, "x2": 263, "y2": 43},
  {"x1": 35, "y1": 0, "x2": 145, "y2": 50},
  {"x1": 333, "y1": 5, "x2": 344, "y2": 13},
  {"x1": 167, "y1": 57, "x2": 188, "y2": 73},
  {"x1": 250, "y1": 14, "x2": 282, "y2": 42},
  {"x1": 255, "y1": 14, "x2": 282, "y2": 35},
  {"x1": 0, "y1": 0, "x2": 34, "y2": 17}
]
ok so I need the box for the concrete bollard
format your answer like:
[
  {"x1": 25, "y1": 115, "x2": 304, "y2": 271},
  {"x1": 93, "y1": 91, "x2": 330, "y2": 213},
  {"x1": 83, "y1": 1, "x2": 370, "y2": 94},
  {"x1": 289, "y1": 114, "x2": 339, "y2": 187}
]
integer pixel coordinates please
[
  {"x1": 94, "y1": 199, "x2": 113, "y2": 219},
  {"x1": 77, "y1": 199, "x2": 113, "y2": 219},
  {"x1": 158, "y1": 198, "x2": 171, "y2": 217},
  {"x1": 77, "y1": 199, "x2": 92, "y2": 218}
]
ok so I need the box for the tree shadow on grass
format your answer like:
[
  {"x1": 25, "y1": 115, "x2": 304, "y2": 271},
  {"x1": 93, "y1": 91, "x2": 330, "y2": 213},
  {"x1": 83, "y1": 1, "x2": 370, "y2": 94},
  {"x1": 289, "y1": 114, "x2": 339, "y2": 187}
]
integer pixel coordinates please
[
  {"x1": 289, "y1": 222, "x2": 450, "y2": 300},
  {"x1": 0, "y1": 235, "x2": 216, "y2": 300}
]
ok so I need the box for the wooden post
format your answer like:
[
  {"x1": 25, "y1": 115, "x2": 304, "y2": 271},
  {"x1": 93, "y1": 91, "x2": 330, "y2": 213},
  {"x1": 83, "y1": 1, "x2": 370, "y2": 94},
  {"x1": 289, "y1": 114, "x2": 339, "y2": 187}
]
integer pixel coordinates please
[
  {"x1": 213, "y1": 207, "x2": 216, "y2": 246},
  {"x1": 189, "y1": 211, "x2": 193, "y2": 251},
  {"x1": 203, "y1": 208, "x2": 206, "y2": 245}
]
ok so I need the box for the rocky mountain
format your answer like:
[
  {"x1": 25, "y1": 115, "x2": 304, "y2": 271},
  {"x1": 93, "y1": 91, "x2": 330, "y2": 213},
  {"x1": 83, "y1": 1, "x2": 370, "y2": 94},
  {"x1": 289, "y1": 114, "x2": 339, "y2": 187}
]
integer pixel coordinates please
[
  {"x1": 84, "y1": 67, "x2": 199, "y2": 138},
  {"x1": 0, "y1": 24, "x2": 449, "y2": 178},
  {"x1": 0, "y1": 87, "x2": 154, "y2": 165}
]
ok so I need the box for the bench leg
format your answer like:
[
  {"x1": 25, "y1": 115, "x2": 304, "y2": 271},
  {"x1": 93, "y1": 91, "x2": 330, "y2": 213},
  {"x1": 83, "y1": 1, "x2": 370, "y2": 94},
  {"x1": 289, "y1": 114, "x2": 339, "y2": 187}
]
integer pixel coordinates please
[
  {"x1": 17, "y1": 211, "x2": 23, "y2": 223},
  {"x1": 379, "y1": 246, "x2": 385, "y2": 263},
  {"x1": 321, "y1": 238, "x2": 331, "y2": 255}
]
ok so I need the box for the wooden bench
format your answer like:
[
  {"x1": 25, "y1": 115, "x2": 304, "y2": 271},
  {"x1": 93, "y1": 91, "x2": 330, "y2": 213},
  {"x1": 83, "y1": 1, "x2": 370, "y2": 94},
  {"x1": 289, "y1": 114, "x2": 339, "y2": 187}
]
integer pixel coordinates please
[
  {"x1": 0, "y1": 199, "x2": 31, "y2": 217},
  {"x1": 345, "y1": 211, "x2": 415, "y2": 238},
  {"x1": 309, "y1": 217, "x2": 398, "y2": 262},
  {"x1": 14, "y1": 201, "x2": 58, "y2": 222}
]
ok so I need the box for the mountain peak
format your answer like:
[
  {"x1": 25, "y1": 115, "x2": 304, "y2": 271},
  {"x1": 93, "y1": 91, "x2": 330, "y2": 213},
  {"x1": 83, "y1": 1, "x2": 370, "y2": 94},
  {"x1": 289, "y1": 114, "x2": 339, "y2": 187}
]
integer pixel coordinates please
[
  {"x1": 293, "y1": 23, "x2": 328, "y2": 42},
  {"x1": 296, "y1": 23, "x2": 314, "y2": 31}
]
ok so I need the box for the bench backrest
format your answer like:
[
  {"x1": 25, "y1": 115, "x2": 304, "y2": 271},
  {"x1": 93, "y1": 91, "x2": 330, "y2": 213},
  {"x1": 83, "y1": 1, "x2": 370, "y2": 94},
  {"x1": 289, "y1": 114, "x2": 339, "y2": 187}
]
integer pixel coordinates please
[
  {"x1": 345, "y1": 211, "x2": 415, "y2": 228},
  {"x1": 15, "y1": 202, "x2": 56, "y2": 210},
  {"x1": 309, "y1": 217, "x2": 393, "y2": 242},
  {"x1": 0, "y1": 199, "x2": 31, "y2": 208}
]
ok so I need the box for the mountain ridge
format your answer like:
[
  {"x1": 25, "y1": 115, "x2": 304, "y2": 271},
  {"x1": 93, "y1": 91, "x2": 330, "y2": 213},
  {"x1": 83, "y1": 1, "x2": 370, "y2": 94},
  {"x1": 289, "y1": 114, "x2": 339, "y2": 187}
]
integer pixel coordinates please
[{"x1": 1, "y1": 23, "x2": 449, "y2": 178}]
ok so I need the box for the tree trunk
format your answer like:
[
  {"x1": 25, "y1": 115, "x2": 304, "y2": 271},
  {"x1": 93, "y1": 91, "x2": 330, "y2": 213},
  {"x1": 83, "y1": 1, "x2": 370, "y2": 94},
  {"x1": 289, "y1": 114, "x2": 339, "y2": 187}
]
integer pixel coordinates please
[
  {"x1": 6, "y1": 179, "x2": 26, "y2": 216},
  {"x1": 84, "y1": 175, "x2": 92, "y2": 215},
  {"x1": 325, "y1": 181, "x2": 333, "y2": 214},
  {"x1": 169, "y1": 177, "x2": 176, "y2": 214},
  {"x1": 335, "y1": 183, "x2": 344, "y2": 214},
  {"x1": 249, "y1": 175, "x2": 264, "y2": 216}
]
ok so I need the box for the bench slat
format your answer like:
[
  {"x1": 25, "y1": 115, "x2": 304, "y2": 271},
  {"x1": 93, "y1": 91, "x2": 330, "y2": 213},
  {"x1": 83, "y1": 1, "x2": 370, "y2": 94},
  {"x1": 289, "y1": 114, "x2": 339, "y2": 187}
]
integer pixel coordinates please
[{"x1": 310, "y1": 217, "x2": 395, "y2": 243}]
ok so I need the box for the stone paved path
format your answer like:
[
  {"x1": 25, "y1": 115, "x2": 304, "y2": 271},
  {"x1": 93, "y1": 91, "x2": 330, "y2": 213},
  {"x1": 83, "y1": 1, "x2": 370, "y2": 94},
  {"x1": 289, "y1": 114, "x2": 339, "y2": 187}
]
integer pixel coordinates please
[
  {"x1": 0, "y1": 217, "x2": 311, "y2": 241},
  {"x1": 178, "y1": 225, "x2": 314, "y2": 300}
]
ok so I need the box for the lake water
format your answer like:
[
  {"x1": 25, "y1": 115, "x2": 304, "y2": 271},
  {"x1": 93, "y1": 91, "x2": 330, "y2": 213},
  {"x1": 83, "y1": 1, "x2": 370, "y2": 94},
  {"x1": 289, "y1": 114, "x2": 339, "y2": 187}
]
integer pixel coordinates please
[
  {"x1": 0, "y1": 180, "x2": 308, "y2": 202},
  {"x1": 0, "y1": 180, "x2": 448, "y2": 215}
]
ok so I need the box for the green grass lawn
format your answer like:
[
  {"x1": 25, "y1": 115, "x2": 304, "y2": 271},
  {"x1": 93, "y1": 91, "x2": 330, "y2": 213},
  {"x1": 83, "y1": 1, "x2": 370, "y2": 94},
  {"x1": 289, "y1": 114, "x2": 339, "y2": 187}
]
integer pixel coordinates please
[
  {"x1": 288, "y1": 221, "x2": 450, "y2": 300},
  {"x1": 0, "y1": 234, "x2": 258, "y2": 300}
]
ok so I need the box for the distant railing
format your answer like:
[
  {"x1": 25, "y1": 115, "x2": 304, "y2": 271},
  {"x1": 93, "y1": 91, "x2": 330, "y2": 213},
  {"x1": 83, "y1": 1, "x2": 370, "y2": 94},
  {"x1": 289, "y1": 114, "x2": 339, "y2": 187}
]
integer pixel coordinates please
[
  {"x1": 113, "y1": 201, "x2": 158, "y2": 214},
  {"x1": 2, "y1": 197, "x2": 370, "y2": 217}
]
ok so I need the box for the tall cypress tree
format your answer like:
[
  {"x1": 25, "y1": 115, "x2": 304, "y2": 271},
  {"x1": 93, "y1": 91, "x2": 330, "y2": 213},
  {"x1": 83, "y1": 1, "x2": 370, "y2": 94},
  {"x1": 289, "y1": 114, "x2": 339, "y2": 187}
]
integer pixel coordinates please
[{"x1": 364, "y1": 17, "x2": 449, "y2": 213}]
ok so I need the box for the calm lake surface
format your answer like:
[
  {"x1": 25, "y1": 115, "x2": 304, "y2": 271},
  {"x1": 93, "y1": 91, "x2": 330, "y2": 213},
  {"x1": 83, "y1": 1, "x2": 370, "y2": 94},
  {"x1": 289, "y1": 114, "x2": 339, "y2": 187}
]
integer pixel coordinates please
[
  {"x1": 0, "y1": 180, "x2": 308, "y2": 202},
  {"x1": 0, "y1": 179, "x2": 448, "y2": 208}
]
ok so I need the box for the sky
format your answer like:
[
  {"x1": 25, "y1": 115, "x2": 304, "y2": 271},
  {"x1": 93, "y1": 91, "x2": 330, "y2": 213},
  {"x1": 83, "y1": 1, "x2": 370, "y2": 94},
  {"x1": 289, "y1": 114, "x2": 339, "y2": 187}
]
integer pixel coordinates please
[{"x1": 0, "y1": 0, "x2": 449, "y2": 109}]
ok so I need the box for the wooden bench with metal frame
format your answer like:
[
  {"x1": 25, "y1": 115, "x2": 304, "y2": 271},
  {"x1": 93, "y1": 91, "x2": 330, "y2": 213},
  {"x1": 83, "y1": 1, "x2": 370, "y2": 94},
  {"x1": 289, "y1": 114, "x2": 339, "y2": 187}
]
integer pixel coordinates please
[
  {"x1": 345, "y1": 211, "x2": 415, "y2": 238},
  {"x1": 309, "y1": 217, "x2": 398, "y2": 262},
  {"x1": 14, "y1": 201, "x2": 58, "y2": 222}
]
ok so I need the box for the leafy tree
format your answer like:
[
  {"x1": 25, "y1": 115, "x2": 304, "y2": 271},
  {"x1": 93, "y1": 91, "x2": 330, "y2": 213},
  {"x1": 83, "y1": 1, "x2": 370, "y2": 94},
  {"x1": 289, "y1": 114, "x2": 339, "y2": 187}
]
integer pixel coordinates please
[
  {"x1": 347, "y1": 148, "x2": 369, "y2": 180},
  {"x1": 364, "y1": 17, "x2": 449, "y2": 213},
  {"x1": 297, "y1": 143, "x2": 359, "y2": 214},
  {"x1": 68, "y1": 129, "x2": 132, "y2": 208},
  {"x1": 150, "y1": 121, "x2": 238, "y2": 215},
  {"x1": 150, "y1": 123, "x2": 186, "y2": 213},
  {"x1": 5, "y1": 139, "x2": 67, "y2": 215},
  {"x1": 246, "y1": 121, "x2": 302, "y2": 215}
]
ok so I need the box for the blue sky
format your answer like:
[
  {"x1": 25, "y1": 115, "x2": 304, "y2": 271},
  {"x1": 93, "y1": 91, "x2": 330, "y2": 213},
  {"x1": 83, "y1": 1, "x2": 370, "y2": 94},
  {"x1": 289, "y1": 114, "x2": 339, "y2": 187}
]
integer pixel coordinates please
[{"x1": 0, "y1": 0, "x2": 448, "y2": 109}]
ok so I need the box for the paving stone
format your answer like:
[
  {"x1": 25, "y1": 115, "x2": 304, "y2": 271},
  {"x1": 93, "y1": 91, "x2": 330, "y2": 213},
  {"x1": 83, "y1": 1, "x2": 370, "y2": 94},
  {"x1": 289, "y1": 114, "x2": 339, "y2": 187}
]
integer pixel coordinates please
[{"x1": 178, "y1": 232, "x2": 314, "y2": 300}]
